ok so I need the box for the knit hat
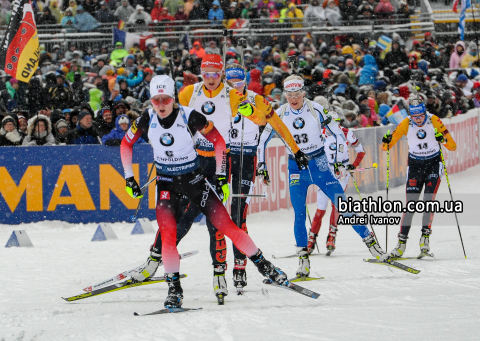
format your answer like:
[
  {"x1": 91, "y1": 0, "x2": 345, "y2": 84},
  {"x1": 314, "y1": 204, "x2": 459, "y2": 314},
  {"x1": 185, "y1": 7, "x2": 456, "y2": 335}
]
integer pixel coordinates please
[
  {"x1": 118, "y1": 116, "x2": 129, "y2": 125},
  {"x1": 106, "y1": 69, "x2": 115, "y2": 76},
  {"x1": 2, "y1": 115, "x2": 16, "y2": 128},
  {"x1": 457, "y1": 74, "x2": 468, "y2": 82},
  {"x1": 77, "y1": 110, "x2": 92, "y2": 122},
  {"x1": 55, "y1": 119, "x2": 69, "y2": 130},
  {"x1": 263, "y1": 65, "x2": 273, "y2": 74},
  {"x1": 117, "y1": 67, "x2": 125, "y2": 75},
  {"x1": 9, "y1": 78, "x2": 18, "y2": 85}
]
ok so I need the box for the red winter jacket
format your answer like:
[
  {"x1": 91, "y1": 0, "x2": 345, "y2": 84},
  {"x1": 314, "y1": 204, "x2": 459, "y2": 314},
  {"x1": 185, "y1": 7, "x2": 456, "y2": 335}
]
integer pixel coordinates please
[{"x1": 248, "y1": 69, "x2": 264, "y2": 96}]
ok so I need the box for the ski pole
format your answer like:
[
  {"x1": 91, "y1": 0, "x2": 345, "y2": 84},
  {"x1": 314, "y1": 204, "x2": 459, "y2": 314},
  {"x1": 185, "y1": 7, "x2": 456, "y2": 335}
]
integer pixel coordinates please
[
  {"x1": 236, "y1": 38, "x2": 247, "y2": 230},
  {"x1": 306, "y1": 205, "x2": 320, "y2": 253},
  {"x1": 349, "y1": 163, "x2": 378, "y2": 173},
  {"x1": 351, "y1": 175, "x2": 378, "y2": 244},
  {"x1": 436, "y1": 129, "x2": 467, "y2": 258},
  {"x1": 386, "y1": 130, "x2": 390, "y2": 250},
  {"x1": 131, "y1": 162, "x2": 155, "y2": 222},
  {"x1": 231, "y1": 193, "x2": 267, "y2": 198}
]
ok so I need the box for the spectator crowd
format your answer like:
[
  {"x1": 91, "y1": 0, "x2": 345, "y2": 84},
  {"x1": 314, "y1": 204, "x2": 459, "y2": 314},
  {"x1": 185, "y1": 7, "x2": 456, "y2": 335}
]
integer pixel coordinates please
[
  {"x1": 1, "y1": 0, "x2": 479, "y2": 147},
  {"x1": 0, "y1": 0, "x2": 414, "y2": 30}
]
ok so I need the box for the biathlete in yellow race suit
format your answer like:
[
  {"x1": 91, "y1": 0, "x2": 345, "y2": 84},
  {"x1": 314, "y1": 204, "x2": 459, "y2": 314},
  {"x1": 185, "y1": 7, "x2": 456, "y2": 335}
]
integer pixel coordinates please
[
  {"x1": 382, "y1": 100, "x2": 456, "y2": 258},
  {"x1": 175, "y1": 54, "x2": 306, "y2": 299}
]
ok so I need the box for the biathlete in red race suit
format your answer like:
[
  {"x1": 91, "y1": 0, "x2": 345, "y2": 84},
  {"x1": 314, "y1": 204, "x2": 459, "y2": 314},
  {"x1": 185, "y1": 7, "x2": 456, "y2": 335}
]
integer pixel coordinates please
[{"x1": 120, "y1": 75, "x2": 288, "y2": 308}]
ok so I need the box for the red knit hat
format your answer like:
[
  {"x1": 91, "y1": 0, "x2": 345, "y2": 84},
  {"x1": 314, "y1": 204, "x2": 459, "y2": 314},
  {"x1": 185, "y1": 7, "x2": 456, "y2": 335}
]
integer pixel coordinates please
[{"x1": 201, "y1": 54, "x2": 223, "y2": 69}]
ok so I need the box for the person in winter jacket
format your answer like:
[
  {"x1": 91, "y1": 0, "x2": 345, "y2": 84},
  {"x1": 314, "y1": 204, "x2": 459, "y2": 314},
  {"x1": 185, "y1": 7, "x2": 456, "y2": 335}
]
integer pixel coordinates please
[
  {"x1": 450, "y1": 41, "x2": 466, "y2": 69},
  {"x1": 49, "y1": 76, "x2": 74, "y2": 110},
  {"x1": 54, "y1": 119, "x2": 70, "y2": 144},
  {"x1": 374, "y1": 0, "x2": 394, "y2": 16},
  {"x1": 114, "y1": 0, "x2": 135, "y2": 22},
  {"x1": 6, "y1": 78, "x2": 18, "y2": 99},
  {"x1": 22, "y1": 114, "x2": 56, "y2": 146},
  {"x1": 27, "y1": 77, "x2": 48, "y2": 115},
  {"x1": 132, "y1": 71, "x2": 152, "y2": 103},
  {"x1": 94, "y1": 106, "x2": 116, "y2": 136},
  {"x1": 461, "y1": 41, "x2": 480, "y2": 68},
  {"x1": 116, "y1": 68, "x2": 144, "y2": 88},
  {"x1": 384, "y1": 40, "x2": 408, "y2": 66},
  {"x1": 280, "y1": 3, "x2": 303, "y2": 28},
  {"x1": 324, "y1": 0, "x2": 341, "y2": 26},
  {"x1": 341, "y1": 0, "x2": 357, "y2": 21},
  {"x1": 247, "y1": 69, "x2": 264, "y2": 95},
  {"x1": 67, "y1": 110, "x2": 100, "y2": 144},
  {"x1": 208, "y1": 0, "x2": 223, "y2": 26},
  {"x1": 164, "y1": 0, "x2": 184, "y2": 16},
  {"x1": 102, "y1": 114, "x2": 146, "y2": 146},
  {"x1": 49, "y1": 0, "x2": 63, "y2": 23},
  {"x1": 128, "y1": 5, "x2": 152, "y2": 25},
  {"x1": 37, "y1": 7, "x2": 58, "y2": 25},
  {"x1": 189, "y1": 0, "x2": 208, "y2": 20},
  {"x1": 189, "y1": 41, "x2": 206, "y2": 59},
  {"x1": 0, "y1": 115, "x2": 24, "y2": 146},
  {"x1": 96, "y1": 1, "x2": 115, "y2": 22},
  {"x1": 75, "y1": 5, "x2": 100, "y2": 31},
  {"x1": 119, "y1": 78, "x2": 134, "y2": 99},
  {"x1": 358, "y1": 54, "x2": 378, "y2": 86},
  {"x1": 61, "y1": 8, "x2": 76, "y2": 32},
  {"x1": 174, "y1": 5, "x2": 188, "y2": 24}
]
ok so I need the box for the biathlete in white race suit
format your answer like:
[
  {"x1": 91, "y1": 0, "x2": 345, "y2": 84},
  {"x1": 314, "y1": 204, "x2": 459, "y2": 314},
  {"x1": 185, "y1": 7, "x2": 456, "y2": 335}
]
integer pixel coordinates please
[
  {"x1": 224, "y1": 63, "x2": 302, "y2": 292},
  {"x1": 120, "y1": 75, "x2": 288, "y2": 308},
  {"x1": 257, "y1": 75, "x2": 388, "y2": 277},
  {"x1": 307, "y1": 112, "x2": 366, "y2": 255},
  {"x1": 382, "y1": 100, "x2": 456, "y2": 258},
  {"x1": 140, "y1": 55, "x2": 304, "y2": 302}
]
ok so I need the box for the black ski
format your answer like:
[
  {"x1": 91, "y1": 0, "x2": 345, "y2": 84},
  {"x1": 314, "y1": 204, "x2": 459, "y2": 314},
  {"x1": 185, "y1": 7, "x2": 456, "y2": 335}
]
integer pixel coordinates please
[
  {"x1": 325, "y1": 250, "x2": 334, "y2": 256},
  {"x1": 134, "y1": 307, "x2": 202, "y2": 316},
  {"x1": 62, "y1": 275, "x2": 187, "y2": 302},
  {"x1": 263, "y1": 279, "x2": 320, "y2": 299},
  {"x1": 363, "y1": 259, "x2": 421, "y2": 274}
]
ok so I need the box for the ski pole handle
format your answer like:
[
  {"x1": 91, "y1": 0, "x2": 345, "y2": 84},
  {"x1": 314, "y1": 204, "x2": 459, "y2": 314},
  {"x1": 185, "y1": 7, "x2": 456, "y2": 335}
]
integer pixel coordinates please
[
  {"x1": 140, "y1": 176, "x2": 157, "y2": 191},
  {"x1": 349, "y1": 163, "x2": 379, "y2": 173}
]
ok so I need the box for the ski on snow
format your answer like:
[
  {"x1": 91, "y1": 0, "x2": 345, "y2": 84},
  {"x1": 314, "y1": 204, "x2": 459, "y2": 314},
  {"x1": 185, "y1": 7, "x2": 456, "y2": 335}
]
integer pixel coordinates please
[
  {"x1": 288, "y1": 276, "x2": 324, "y2": 282},
  {"x1": 63, "y1": 274, "x2": 187, "y2": 302},
  {"x1": 82, "y1": 250, "x2": 199, "y2": 292},
  {"x1": 134, "y1": 307, "x2": 202, "y2": 316},
  {"x1": 263, "y1": 279, "x2": 321, "y2": 299},
  {"x1": 364, "y1": 251, "x2": 434, "y2": 262},
  {"x1": 363, "y1": 259, "x2": 421, "y2": 274},
  {"x1": 272, "y1": 253, "x2": 322, "y2": 259}
]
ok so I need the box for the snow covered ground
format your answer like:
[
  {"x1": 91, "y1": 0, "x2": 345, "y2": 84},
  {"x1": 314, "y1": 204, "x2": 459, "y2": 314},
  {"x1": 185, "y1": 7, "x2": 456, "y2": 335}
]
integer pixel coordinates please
[{"x1": 1, "y1": 165, "x2": 480, "y2": 341}]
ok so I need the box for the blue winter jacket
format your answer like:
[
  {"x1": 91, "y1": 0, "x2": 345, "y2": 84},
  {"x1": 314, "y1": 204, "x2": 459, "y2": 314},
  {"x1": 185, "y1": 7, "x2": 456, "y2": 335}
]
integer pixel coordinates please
[
  {"x1": 102, "y1": 115, "x2": 146, "y2": 146},
  {"x1": 74, "y1": 5, "x2": 100, "y2": 32},
  {"x1": 116, "y1": 71, "x2": 144, "y2": 88},
  {"x1": 208, "y1": 2, "x2": 224, "y2": 25},
  {"x1": 68, "y1": 124, "x2": 100, "y2": 145},
  {"x1": 358, "y1": 55, "x2": 378, "y2": 86}
]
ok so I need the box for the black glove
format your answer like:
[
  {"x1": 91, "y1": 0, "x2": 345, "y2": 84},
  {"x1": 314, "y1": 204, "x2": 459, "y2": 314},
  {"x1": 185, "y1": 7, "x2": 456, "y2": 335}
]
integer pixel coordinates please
[
  {"x1": 256, "y1": 162, "x2": 271, "y2": 186},
  {"x1": 382, "y1": 133, "x2": 392, "y2": 144},
  {"x1": 321, "y1": 115, "x2": 332, "y2": 128},
  {"x1": 125, "y1": 177, "x2": 143, "y2": 198},
  {"x1": 346, "y1": 164, "x2": 356, "y2": 171},
  {"x1": 294, "y1": 150, "x2": 309, "y2": 170},
  {"x1": 333, "y1": 162, "x2": 343, "y2": 177}
]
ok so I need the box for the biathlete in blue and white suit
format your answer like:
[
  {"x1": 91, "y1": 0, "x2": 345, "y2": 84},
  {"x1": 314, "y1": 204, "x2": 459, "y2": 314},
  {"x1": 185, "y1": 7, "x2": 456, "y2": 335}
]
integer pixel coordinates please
[{"x1": 257, "y1": 75, "x2": 387, "y2": 277}]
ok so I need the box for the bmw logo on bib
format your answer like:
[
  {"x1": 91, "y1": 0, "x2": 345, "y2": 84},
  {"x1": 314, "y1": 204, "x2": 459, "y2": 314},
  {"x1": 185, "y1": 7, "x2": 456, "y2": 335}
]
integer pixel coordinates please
[
  {"x1": 417, "y1": 129, "x2": 427, "y2": 139},
  {"x1": 160, "y1": 133, "x2": 174, "y2": 146},
  {"x1": 201, "y1": 101, "x2": 216, "y2": 115},
  {"x1": 329, "y1": 143, "x2": 336, "y2": 151},
  {"x1": 293, "y1": 117, "x2": 305, "y2": 130},
  {"x1": 234, "y1": 113, "x2": 241, "y2": 124}
]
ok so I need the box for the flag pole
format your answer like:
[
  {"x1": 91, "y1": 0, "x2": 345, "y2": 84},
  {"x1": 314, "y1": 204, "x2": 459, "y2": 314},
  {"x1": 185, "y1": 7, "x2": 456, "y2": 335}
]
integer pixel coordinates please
[{"x1": 471, "y1": 0, "x2": 479, "y2": 52}]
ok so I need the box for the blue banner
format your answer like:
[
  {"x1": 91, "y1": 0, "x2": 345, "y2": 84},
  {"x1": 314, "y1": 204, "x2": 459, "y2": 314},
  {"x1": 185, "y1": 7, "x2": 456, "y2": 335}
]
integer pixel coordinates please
[{"x1": 0, "y1": 145, "x2": 156, "y2": 224}]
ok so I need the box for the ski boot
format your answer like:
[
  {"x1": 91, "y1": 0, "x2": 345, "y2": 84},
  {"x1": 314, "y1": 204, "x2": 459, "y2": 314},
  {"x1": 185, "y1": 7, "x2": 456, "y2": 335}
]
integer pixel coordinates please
[
  {"x1": 390, "y1": 233, "x2": 408, "y2": 258},
  {"x1": 131, "y1": 247, "x2": 161, "y2": 282},
  {"x1": 233, "y1": 258, "x2": 247, "y2": 294},
  {"x1": 250, "y1": 249, "x2": 288, "y2": 285},
  {"x1": 420, "y1": 228, "x2": 432, "y2": 253},
  {"x1": 307, "y1": 209, "x2": 326, "y2": 254},
  {"x1": 363, "y1": 233, "x2": 389, "y2": 262},
  {"x1": 213, "y1": 264, "x2": 228, "y2": 304},
  {"x1": 164, "y1": 272, "x2": 183, "y2": 308},
  {"x1": 326, "y1": 225, "x2": 338, "y2": 255},
  {"x1": 296, "y1": 247, "x2": 310, "y2": 278}
]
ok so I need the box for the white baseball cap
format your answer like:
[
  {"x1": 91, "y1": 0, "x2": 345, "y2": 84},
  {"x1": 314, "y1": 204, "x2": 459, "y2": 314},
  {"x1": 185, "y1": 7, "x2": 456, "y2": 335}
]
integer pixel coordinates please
[{"x1": 150, "y1": 75, "x2": 175, "y2": 98}]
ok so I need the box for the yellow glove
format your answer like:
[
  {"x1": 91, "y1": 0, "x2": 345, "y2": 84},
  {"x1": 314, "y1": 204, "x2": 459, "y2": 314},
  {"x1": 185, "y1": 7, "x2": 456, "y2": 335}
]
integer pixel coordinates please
[
  {"x1": 238, "y1": 102, "x2": 253, "y2": 117},
  {"x1": 125, "y1": 177, "x2": 143, "y2": 199},
  {"x1": 216, "y1": 176, "x2": 230, "y2": 203}
]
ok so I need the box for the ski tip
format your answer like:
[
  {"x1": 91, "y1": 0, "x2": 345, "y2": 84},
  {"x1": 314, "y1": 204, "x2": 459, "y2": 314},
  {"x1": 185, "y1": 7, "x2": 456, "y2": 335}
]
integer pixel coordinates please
[
  {"x1": 271, "y1": 255, "x2": 276, "y2": 259},
  {"x1": 61, "y1": 297, "x2": 68, "y2": 301},
  {"x1": 133, "y1": 312, "x2": 140, "y2": 316}
]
